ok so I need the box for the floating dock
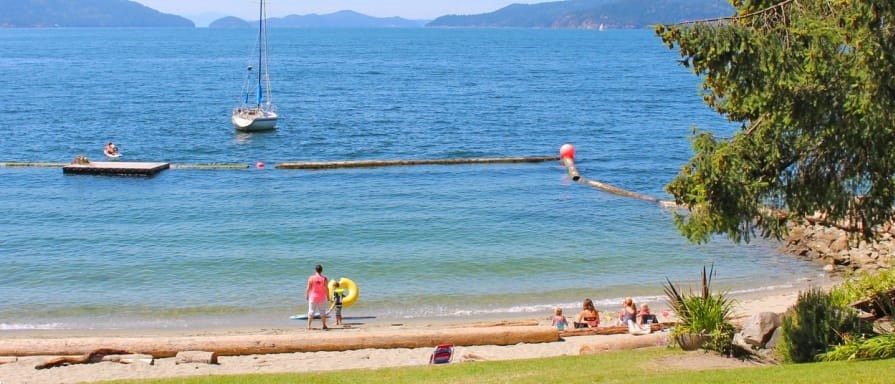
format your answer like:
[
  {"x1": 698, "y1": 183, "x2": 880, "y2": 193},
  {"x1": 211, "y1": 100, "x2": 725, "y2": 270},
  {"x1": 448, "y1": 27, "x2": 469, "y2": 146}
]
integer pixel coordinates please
[{"x1": 62, "y1": 162, "x2": 170, "y2": 177}]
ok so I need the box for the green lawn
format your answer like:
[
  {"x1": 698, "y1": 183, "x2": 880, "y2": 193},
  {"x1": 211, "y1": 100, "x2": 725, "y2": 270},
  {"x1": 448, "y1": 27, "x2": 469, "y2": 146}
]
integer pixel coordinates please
[{"x1": 103, "y1": 348, "x2": 895, "y2": 384}]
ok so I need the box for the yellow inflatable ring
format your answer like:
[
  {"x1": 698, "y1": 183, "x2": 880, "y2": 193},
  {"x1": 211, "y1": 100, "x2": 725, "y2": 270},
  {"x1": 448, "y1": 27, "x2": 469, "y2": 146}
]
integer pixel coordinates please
[{"x1": 328, "y1": 277, "x2": 359, "y2": 308}]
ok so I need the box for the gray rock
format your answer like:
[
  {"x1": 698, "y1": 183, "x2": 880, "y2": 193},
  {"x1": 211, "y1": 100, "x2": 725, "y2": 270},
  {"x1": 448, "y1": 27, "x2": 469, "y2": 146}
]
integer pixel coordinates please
[
  {"x1": 764, "y1": 326, "x2": 783, "y2": 349},
  {"x1": 741, "y1": 312, "x2": 782, "y2": 348}
]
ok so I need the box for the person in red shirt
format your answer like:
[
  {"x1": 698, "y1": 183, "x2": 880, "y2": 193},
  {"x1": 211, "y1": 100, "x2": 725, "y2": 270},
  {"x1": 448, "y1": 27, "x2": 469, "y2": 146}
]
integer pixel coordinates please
[{"x1": 305, "y1": 264, "x2": 330, "y2": 330}]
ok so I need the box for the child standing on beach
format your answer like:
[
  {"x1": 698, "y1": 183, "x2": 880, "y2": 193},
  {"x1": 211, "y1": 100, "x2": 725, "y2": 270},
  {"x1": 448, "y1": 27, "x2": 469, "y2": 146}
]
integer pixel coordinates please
[
  {"x1": 328, "y1": 281, "x2": 344, "y2": 326},
  {"x1": 551, "y1": 307, "x2": 569, "y2": 331}
]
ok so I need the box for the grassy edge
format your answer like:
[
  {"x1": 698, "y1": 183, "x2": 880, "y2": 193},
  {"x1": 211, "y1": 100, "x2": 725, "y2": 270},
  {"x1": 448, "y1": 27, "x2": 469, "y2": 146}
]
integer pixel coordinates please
[{"x1": 100, "y1": 348, "x2": 895, "y2": 384}]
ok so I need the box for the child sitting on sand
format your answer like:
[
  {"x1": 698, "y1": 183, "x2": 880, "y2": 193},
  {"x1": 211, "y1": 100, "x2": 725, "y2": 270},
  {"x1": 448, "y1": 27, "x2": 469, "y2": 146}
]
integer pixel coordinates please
[
  {"x1": 574, "y1": 298, "x2": 600, "y2": 329},
  {"x1": 551, "y1": 307, "x2": 569, "y2": 331},
  {"x1": 638, "y1": 303, "x2": 657, "y2": 325}
]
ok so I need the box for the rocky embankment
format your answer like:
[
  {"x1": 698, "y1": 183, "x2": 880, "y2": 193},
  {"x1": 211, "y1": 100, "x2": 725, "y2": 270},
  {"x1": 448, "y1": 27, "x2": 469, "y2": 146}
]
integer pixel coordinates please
[{"x1": 783, "y1": 221, "x2": 894, "y2": 274}]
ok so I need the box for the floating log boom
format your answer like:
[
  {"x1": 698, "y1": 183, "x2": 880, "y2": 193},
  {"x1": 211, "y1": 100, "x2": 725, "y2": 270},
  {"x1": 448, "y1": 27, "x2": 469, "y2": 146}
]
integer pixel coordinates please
[{"x1": 277, "y1": 156, "x2": 559, "y2": 170}]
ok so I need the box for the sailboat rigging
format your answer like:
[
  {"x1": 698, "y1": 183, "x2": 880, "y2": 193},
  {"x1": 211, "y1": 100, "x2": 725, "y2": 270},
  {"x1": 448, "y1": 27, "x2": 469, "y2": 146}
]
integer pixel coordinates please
[{"x1": 232, "y1": 0, "x2": 278, "y2": 131}]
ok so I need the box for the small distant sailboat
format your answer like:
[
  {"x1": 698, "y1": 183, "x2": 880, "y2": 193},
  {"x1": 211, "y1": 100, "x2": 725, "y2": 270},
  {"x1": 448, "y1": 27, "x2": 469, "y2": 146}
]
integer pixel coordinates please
[
  {"x1": 598, "y1": 23, "x2": 606, "y2": 31},
  {"x1": 232, "y1": 0, "x2": 277, "y2": 132}
]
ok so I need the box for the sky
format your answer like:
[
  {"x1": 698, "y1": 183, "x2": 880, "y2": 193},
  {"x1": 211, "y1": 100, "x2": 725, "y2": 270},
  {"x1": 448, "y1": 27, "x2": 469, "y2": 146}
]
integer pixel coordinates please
[{"x1": 136, "y1": 1, "x2": 542, "y2": 21}]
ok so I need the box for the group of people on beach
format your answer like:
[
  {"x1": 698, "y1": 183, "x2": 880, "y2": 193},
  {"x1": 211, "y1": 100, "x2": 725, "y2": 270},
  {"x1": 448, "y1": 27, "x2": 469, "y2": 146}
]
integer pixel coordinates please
[
  {"x1": 551, "y1": 297, "x2": 657, "y2": 331},
  {"x1": 305, "y1": 264, "x2": 344, "y2": 330}
]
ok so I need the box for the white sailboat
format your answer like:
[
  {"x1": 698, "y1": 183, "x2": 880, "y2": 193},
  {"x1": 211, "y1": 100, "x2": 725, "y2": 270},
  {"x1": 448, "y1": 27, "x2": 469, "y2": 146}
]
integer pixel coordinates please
[{"x1": 232, "y1": 0, "x2": 278, "y2": 131}]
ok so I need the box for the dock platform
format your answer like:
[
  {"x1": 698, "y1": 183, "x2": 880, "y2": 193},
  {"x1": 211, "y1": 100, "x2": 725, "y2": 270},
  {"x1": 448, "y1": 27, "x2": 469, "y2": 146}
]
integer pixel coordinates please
[{"x1": 62, "y1": 162, "x2": 170, "y2": 177}]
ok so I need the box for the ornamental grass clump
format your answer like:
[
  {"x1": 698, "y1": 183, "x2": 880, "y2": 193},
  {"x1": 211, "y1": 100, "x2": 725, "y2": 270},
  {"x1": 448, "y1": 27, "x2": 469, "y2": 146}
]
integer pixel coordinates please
[
  {"x1": 663, "y1": 265, "x2": 736, "y2": 354},
  {"x1": 778, "y1": 287, "x2": 869, "y2": 363}
]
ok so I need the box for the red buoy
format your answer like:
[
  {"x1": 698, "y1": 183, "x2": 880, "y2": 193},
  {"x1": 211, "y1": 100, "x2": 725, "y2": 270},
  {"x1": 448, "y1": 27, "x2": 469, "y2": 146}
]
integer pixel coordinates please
[{"x1": 559, "y1": 144, "x2": 576, "y2": 159}]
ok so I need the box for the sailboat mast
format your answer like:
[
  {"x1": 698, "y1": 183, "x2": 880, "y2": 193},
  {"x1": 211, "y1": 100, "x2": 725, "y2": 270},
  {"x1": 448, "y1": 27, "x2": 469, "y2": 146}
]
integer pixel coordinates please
[{"x1": 257, "y1": 0, "x2": 263, "y2": 108}]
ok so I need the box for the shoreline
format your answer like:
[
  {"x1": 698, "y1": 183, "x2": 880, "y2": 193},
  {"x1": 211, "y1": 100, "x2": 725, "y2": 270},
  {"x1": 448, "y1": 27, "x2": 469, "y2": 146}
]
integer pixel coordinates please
[
  {"x1": 0, "y1": 270, "x2": 835, "y2": 338},
  {"x1": 0, "y1": 279, "x2": 838, "y2": 384}
]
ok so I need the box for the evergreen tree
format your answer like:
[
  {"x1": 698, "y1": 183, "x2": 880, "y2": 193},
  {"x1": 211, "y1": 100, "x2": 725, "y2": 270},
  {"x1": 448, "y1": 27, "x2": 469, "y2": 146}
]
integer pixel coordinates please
[{"x1": 656, "y1": 0, "x2": 895, "y2": 243}]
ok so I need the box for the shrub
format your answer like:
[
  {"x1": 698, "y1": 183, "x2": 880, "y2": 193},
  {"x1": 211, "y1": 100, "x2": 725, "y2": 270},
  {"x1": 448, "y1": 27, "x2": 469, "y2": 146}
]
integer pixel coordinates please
[
  {"x1": 663, "y1": 265, "x2": 736, "y2": 354},
  {"x1": 778, "y1": 288, "x2": 870, "y2": 363},
  {"x1": 830, "y1": 268, "x2": 895, "y2": 318},
  {"x1": 818, "y1": 333, "x2": 895, "y2": 361}
]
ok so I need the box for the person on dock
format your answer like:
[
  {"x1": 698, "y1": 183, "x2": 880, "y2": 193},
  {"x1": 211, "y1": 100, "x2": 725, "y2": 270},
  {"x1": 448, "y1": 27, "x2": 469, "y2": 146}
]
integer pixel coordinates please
[
  {"x1": 306, "y1": 264, "x2": 329, "y2": 330},
  {"x1": 328, "y1": 280, "x2": 344, "y2": 326},
  {"x1": 551, "y1": 307, "x2": 569, "y2": 331},
  {"x1": 574, "y1": 298, "x2": 600, "y2": 329}
]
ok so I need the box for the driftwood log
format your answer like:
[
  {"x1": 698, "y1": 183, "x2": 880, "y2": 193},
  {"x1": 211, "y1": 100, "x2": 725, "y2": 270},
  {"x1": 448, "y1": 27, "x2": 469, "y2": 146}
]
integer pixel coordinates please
[
  {"x1": 578, "y1": 332, "x2": 665, "y2": 355},
  {"x1": 0, "y1": 356, "x2": 17, "y2": 365},
  {"x1": 850, "y1": 288, "x2": 895, "y2": 319},
  {"x1": 3, "y1": 326, "x2": 559, "y2": 358},
  {"x1": 34, "y1": 348, "x2": 131, "y2": 370},
  {"x1": 560, "y1": 322, "x2": 671, "y2": 338},
  {"x1": 458, "y1": 320, "x2": 540, "y2": 328},
  {"x1": 175, "y1": 351, "x2": 218, "y2": 365}
]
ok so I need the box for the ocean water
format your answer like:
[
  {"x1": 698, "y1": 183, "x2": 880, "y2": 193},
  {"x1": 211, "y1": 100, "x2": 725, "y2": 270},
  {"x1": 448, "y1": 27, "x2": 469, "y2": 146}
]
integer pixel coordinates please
[{"x1": 0, "y1": 28, "x2": 822, "y2": 330}]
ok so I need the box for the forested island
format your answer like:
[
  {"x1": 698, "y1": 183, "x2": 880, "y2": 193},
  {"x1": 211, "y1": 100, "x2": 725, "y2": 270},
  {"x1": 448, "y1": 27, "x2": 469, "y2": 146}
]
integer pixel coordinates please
[
  {"x1": 0, "y1": 0, "x2": 193, "y2": 28},
  {"x1": 427, "y1": 0, "x2": 734, "y2": 29}
]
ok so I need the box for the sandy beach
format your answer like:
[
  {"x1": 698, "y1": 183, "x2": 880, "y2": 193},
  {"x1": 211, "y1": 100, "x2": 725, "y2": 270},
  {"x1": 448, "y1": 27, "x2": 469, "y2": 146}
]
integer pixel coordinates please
[{"x1": 0, "y1": 283, "x2": 826, "y2": 384}]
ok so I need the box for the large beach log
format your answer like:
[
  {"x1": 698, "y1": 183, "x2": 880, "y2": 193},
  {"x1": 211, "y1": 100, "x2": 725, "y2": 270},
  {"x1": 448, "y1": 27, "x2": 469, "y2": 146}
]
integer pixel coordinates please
[
  {"x1": 578, "y1": 333, "x2": 665, "y2": 355},
  {"x1": 1, "y1": 326, "x2": 559, "y2": 358}
]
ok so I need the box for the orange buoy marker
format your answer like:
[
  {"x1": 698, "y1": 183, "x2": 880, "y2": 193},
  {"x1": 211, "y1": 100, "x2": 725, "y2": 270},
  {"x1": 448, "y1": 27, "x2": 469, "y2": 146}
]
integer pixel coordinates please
[
  {"x1": 559, "y1": 144, "x2": 580, "y2": 181},
  {"x1": 256, "y1": 162, "x2": 265, "y2": 169}
]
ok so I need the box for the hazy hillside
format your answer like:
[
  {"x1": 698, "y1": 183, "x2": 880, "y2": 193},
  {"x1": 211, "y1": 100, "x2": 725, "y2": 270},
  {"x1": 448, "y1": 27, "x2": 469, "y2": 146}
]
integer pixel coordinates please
[
  {"x1": 209, "y1": 10, "x2": 426, "y2": 29},
  {"x1": 0, "y1": 0, "x2": 194, "y2": 28},
  {"x1": 428, "y1": 0, "x2": 734, "y2": 28}
]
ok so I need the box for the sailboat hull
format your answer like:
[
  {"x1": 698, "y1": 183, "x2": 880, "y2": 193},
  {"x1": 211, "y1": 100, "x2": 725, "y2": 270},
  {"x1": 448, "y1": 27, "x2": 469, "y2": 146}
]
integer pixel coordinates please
[{"x1": 232, "y1": 108, "x2": 278, "y2": 131}]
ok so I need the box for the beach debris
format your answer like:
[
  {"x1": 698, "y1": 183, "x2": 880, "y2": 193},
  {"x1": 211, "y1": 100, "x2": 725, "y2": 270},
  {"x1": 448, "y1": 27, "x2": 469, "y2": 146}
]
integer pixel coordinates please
[
  {"x1": 34, "y1": 348, "x2": 132, "y2": 370},
  {"x1": 175, "y1": 351, "x2": 219, "y2": 365},
  {"x1": 0, "y1": 356, "x2": 17, "y2": 365}
]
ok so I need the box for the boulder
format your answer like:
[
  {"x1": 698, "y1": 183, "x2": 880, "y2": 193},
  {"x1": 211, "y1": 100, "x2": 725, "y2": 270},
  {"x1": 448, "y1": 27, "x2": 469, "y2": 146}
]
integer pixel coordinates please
[
  {"x1": 741, "y1": 312, "x2": 782, "y2": 348},
  {"x1": 764, "y1": 327, "x2": 783, "y2": 350}
]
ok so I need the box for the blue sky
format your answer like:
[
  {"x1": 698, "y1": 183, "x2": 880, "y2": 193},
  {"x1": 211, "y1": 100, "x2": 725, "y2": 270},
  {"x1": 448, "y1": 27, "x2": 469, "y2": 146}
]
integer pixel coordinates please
[{"x1": 137, "y1": 1, "x2": 541, "y2": 20}]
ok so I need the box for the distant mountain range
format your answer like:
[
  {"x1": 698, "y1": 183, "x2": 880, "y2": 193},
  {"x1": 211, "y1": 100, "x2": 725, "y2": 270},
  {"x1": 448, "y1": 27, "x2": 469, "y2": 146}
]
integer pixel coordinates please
[
  {"x1": 427, "y1": 0, "x2": 735, "y2": 29},
  {"x1": 1, "y1": 0, "x2": 732, "y2": 29},
  {"x1": 209, "y1": 10, "x2": 426, "y2": 29},
  {"x1": 0, "y1": 0, "x2": 193, "y2": 28}
]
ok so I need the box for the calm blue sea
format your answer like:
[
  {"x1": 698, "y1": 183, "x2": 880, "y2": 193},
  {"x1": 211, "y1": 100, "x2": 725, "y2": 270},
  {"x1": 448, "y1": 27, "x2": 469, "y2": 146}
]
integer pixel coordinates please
[{"x1": 0, "y1": 28, "x2": 821, "y2": 330}]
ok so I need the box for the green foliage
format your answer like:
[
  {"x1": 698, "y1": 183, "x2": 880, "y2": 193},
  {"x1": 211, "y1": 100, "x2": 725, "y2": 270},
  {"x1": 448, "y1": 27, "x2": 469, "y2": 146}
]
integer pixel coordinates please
[
  {"x1": 819, "y1": 333, "x2": 895, "y2": 361},
  {"x1": 778, "y1": 287, "x2": 870, "y2": 363},
  {"x1": 663, "y1": 265, "x2": 736, "y2": 353},
  {"x1": 655, "y1": 1, "x2": 895, "y2": 244},
  {"x1": 830, "y1": 268, "x2": 895, "y2": 314}
]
